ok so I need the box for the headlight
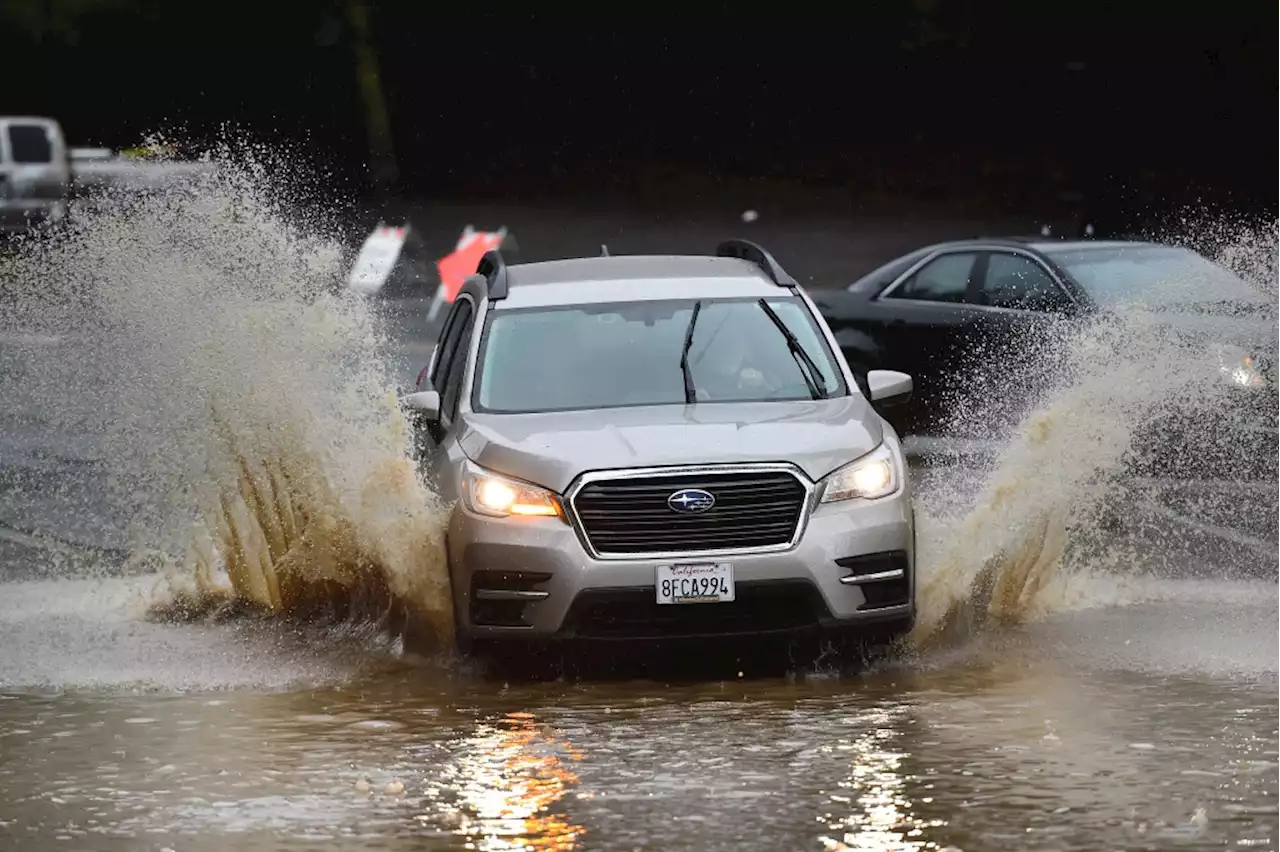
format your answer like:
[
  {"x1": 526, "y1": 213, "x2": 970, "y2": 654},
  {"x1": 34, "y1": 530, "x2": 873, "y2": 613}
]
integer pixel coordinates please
[
  {"x1": 819, "y1": 443, "x2": 899, "y2": 503},
  {"x1": 1216, "y1": 345, "x2": 1266, "y2": 388},
  {"x1": 461, "y1": 460, "x2": 563, "y2": 519}
]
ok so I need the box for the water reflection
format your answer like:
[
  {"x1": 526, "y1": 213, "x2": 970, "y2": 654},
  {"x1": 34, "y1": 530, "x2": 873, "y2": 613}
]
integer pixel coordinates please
[
  {"x1": 440, "y1": 710, "x2": 586, "y2": 851},
  {"x1": 819, "y1": 707, "x2": 946, "y2": 851}
]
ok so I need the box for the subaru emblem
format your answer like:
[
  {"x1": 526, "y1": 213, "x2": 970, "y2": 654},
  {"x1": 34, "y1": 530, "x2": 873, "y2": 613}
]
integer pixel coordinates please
[{"x1": 667, "y1": 488, "x2": 716, "y2": 514}]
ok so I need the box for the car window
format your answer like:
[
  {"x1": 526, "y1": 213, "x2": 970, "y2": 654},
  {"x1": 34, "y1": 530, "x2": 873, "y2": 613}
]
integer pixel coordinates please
[
  {"x1": 847, "y1": 249, "x2": 932, "y2": 293},
  {"x1": 440, "y1": 307, "x2": 475, "y2": 423},
  {"x1": 1047, "y1": 244, "x2": 1270, "y2": 311},
  {"x1": 888, "y1": 253, "x2": 976, "y2": 303},
  {"x1": 979, "y1": 253, "x2": 1072, "y2": 312},
  {"x1": 6, "y1": 124, "x2": 54, "y2": 164},
  {"x1": 474, "y1": 297, "x2": 847, "y2": 414},
  {"x1": 431, "y1": 299, "x2": 472, "y2": 394}
]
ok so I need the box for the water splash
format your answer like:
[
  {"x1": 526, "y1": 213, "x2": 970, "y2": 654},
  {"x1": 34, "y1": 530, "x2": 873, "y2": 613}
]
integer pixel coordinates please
[
  {"x1": 1, "y1": 153, "x2": 1273, "y2": 667},
  {"x1": 908, "y1": 215, "x2": 1278, "y2": 651},
  {"x1": 0, "y1": 150, "x2": 455, "y2": 651}
]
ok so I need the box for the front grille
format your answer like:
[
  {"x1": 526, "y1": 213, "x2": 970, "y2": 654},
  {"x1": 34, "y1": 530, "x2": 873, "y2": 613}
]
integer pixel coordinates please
[
  {"x1": 571, "y1": 468, "x2": 807, "y2": 556},
  {"x1": 561, "y1": 581, "x2": 828, "y2": 640}
]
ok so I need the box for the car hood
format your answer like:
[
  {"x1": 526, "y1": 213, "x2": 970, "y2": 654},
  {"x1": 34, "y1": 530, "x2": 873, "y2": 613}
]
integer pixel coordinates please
[{"x1": 457, "y1": 398, "x2": 885, "y2": 494}]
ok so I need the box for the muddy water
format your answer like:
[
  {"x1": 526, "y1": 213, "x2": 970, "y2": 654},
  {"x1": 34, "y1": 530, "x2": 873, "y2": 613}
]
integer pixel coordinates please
[
  {"x1": 1, "y1": 441, "x2": 1275, "y2": 852},
  {"x1": 0, "y1": 577, "x2": 1275, "y2": 852}
]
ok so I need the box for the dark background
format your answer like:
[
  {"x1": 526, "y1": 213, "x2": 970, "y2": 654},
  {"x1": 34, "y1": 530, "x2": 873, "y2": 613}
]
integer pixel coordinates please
[{"x1": 3, "y1": 2, "x2": 1276, "y2": 237}]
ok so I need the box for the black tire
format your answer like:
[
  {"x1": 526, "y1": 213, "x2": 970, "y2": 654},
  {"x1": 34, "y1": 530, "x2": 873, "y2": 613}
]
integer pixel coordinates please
[
  {"x1": 466, "y1": 637, "x2": 562, "y2": 681},
  {"x1": 861, "y1": 614, "x2": 915, "y2": 649},
  {"x1": 826, "y1": 614, "x2": 915, "y2": 664}
]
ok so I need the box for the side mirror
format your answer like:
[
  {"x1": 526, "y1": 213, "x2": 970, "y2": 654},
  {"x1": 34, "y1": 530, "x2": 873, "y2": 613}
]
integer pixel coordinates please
[
  {"x1": 400, "y1": 389, "x2": 441, "y2": 422},
  {"x1": 866, "y1": 369, "x2": 912, "y2": 408}
]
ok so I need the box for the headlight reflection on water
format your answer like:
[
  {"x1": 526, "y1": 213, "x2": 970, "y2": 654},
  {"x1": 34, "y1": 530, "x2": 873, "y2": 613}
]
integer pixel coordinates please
[
  {"x1": 434, "y1": 711, "x2": 586, "y2": 851},
  {"x1": 819, "y1": 708, "x2": 946, "y2": 852},
  {"x1": 1216, "y1": 345, "x2": 1267, "y2": 388}
]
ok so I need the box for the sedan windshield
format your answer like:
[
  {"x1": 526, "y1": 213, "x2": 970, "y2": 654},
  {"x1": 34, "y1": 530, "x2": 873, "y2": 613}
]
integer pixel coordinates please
[
  {"x1": 474, "y1": 297, "x2": 846, "y2": 414},
  {"x1": 1050, "y1": 244, "x2": 1269, "y2": 311}
]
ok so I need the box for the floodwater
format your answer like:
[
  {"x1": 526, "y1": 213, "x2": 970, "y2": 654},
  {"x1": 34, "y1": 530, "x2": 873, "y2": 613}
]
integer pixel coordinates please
[
  {"x1": 0, "y1": 573, "x2": 1276, "y2": 851},
  {"x1": 0, "y1": 164, "x2": 1277, "y2": 850}
]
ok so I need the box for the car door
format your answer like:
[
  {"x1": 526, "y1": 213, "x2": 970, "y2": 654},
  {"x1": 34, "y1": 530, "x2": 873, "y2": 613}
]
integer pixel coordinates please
[
  {"x1": 965, "y1": 249, "x2": 1082, "y2": 430},
  {"x1": 865, "y1": 249, "x2": 989, "y2": 433}
]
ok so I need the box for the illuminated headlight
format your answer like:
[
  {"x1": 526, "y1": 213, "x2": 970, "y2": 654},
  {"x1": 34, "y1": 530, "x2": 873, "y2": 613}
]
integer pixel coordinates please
[
  {"x1": 1216, "y1": 346, "x2": 1266, "y2": 388},
  {"x1": 461, "y1": 460, "x2": 564, "y2": 519},
  {"x1": 819, "y1": 443, "x2": 899, "y2": 503}
]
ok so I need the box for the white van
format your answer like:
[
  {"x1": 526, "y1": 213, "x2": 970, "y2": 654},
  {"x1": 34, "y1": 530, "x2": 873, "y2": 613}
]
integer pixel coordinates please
[{"x1": 0, "y1": 116, "x2": 71, "y2": 236}]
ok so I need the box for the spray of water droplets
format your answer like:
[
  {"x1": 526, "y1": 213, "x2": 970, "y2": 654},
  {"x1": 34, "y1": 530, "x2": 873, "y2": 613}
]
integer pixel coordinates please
[
  {"x1": 0, "y1": 150, "x2": 454, "y2": 651},
  {"x1": 0, "y1": 148, "x2": 1274, "y2": 663},
  {"x1": 907, "y1": 215, "x2": 1277, "y2": 651}
]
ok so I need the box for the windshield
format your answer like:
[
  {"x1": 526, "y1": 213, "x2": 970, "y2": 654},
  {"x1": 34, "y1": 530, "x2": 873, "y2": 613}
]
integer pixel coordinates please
[
  {"x1": 474, "y1": 297, "x2": 847, "y2": 414},
  {"x1": 1050, "y1": 245, "x2": 1269, "y2": 310}
]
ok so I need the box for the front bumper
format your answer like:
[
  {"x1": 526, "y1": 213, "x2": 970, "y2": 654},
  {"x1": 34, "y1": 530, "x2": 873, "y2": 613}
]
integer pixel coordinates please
[{"x1": 446, "y1": 475, "x2": 916, "y2": 643}]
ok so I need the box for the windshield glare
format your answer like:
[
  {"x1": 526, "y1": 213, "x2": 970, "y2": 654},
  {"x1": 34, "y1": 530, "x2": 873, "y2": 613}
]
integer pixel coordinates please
[
  {"x1": 475, "y1": 298, "x2": 846, "y2": 414},
  {"x1": 1052, "y1": 245, "x2": 1267, "y2": 309}
]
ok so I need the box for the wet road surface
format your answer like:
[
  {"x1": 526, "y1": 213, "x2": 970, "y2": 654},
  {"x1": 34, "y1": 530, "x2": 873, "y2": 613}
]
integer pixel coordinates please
[
  {"x1": 0, "y1": 582, "x2": 1275, "y2": 851},
  {"x1": 2, "y1": 305, "x2": 1278, "y2": 851}
]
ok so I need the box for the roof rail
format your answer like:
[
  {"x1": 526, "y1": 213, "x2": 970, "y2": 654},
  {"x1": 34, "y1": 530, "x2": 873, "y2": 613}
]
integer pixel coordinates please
[
  {"x1": 715, "y1": 239, "x2": 798, "y2": 287},
  {"x1": 477, "y1": 248, "x2": 509, "y2": 300}
]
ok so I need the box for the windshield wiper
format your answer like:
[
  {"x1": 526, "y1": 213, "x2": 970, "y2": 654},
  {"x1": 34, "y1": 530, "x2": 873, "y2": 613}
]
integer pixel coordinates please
[
  {"x1": 756, "y1": 299, "x2": 827, "y2": 400},
  {"x1": 679, "y1": 300, "x2": 703, "y2": 404}
]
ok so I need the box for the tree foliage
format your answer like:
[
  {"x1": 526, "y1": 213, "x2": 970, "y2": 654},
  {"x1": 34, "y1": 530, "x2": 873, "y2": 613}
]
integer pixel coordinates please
[
  {"x1": 1, "y1": 0, "x2": 154, "y2": 45},
  {"x1": 3, "y1": 0, "x2": 400, "y2": 197},
  {"x1": 901, "y1": 0, "x2": 975, "y2": 50},
  {"x1": 344, "y1": 0, "x2": 400, "y2": 199}
]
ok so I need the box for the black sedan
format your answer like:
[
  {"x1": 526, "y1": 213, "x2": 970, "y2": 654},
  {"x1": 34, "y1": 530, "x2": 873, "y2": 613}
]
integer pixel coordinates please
[{"x1": 809, "y1": 237, "x2": 1277, "y2": 476}]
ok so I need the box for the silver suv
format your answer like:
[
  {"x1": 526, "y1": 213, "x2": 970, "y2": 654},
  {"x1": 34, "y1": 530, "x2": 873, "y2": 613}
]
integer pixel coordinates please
[{"x1": 401, "y1": 241, "x2": 917, "y2": 655}]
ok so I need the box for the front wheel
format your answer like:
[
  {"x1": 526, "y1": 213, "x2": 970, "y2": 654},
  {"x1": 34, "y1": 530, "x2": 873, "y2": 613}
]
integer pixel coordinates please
[
  {"x1": 823, "y1": 614, "x2": 916, "y2": 669},
  {"x1": 465, "y1": 637, "x2": 563, "y2": 681}
]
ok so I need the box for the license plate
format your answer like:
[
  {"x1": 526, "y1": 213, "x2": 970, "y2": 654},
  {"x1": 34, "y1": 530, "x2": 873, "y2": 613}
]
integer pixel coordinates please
[{"x1": 655, "y1": 563, "x2": 735, "y2": 604}]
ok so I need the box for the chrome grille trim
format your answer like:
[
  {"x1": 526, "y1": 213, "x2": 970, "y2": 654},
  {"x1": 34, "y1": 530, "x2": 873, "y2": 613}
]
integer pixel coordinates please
[{"x1": 563, "y1": 462, "x2": 815, "y2": 561}]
